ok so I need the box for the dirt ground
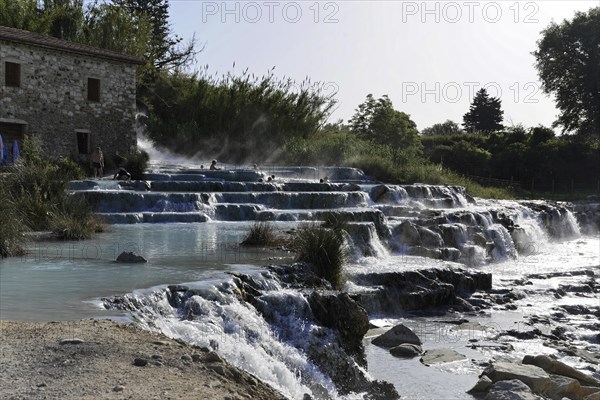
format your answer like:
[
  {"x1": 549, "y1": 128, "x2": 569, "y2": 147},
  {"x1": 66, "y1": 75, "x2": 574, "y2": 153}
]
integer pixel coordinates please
[{"x1": 0, "y1": 319, "x2": 285, "y2": 400}]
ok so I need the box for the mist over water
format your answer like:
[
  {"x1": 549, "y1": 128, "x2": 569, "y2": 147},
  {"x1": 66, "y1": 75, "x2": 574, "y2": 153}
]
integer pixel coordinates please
[{"x1": 3, "y1": 140, "x2": 599, "y2": 398}]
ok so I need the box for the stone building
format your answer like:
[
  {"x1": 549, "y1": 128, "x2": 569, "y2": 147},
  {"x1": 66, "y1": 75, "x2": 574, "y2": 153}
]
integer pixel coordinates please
[{"x1": 0, "y1": 26, "x2": 144, "y2": 162}]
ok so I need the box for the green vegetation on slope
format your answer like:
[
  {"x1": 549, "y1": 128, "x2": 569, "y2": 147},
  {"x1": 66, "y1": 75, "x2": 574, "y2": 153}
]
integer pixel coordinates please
[
  {"x1": 0, "y1": 136, "x2": 105, "y2": 257},
  {"x1": 421, "y1": 126, "x2": 600, "y2": 194}
]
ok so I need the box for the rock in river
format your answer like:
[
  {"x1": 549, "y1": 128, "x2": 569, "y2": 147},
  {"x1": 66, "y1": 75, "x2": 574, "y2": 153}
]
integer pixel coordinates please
[
  {"x1": 116, "y1": 251, "x2": 147, "y2": 263},
  {"x1": 420, "y1": 349, "x2": 466, "y2": 366},
  {"x1": 482, "y1": 362, "x2": 552, "y2": 395},
  {"x1": 372, "y1": 324, "x2": 422, "y2": 348},
  {"x1": 522, "y1": 355, "x2": 600, "y2": 387},
  {"x1": 484, "y1": 379, "x2": 544, "y2": 400},
  {"x1": 389, "y1": 344, "x2": 422, "y2": 358}
]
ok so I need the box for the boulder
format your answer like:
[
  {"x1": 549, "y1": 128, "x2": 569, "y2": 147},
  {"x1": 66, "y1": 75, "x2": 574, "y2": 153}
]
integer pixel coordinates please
[
  {"x1": 369, "y1": 185, "x2": 394, "y2": 203},
  {"x1": 116, "y1": 251, "x2": 147, "y2": 263},
  {"x1": 440, "y1": 247, "x2": 461, "y2": 261},
  {"x1": 467, "y1": 375, "x2": 493, "y2": 393},
  {"x1": 308, "y1": 292, "x2": 369, "y2": 363},
  {"x1": 393, "y1": 221, "x2": 421, "y2": 246},
  {"x1": 420, "y1": 349, "x2": 466, "y2": 366},
  {"x1": 546, "y1": 374, "x2": 585, "y2": 400},
  {"x1": 483, "y1": 362, "x2": 552, "y2": 395},
  {"x1": 371, "y1": 324, "x2": 421, "y2": 348},
  {"x1": 417, "y1": 226, "x2": 444, "y2": 248},
  {"x1": 354, "y1": 267, "x2": 492, "y2": 314},
  {"x1": 370, "y1": 185, "x2": 391, "y2": 203},
  {"x1": 523, "y1": 355, "x2": 600, "y2": 387},
  {"x1": 389, "y1": 344, "x2": 422, "y2": 358},
  {"x1": 584, "y1": 393, "x2": 600, "y2": 400},
  {"x1": 472, "y1": 232, "x2": 489, "y2": 247},
  {"x1": 440, "y1": 224, "x2": 466, "y2": 248},
  {"x1": 484, "y1": 380, "x2": 544, "y2": 400}
]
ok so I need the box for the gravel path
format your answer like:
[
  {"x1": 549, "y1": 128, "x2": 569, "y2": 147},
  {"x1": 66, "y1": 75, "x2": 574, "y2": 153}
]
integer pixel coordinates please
[{"x1": 0, "y1": 319, "x2": 285, "y2": 400}]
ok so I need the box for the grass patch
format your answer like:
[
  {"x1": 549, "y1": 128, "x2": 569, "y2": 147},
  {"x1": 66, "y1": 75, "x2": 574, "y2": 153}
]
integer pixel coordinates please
[
  {"x1": 241, "y1": 221, "x2": 280, "y2": 246},
  {"x1": 290, "y1": 223, "x2": 348, "y2": 289},
  {"x1": 50, "y1": 212, "x2": 105, "y2": 240},
  {"x1": 50, "y1": 196, "x2": 106, "y2": 240}
]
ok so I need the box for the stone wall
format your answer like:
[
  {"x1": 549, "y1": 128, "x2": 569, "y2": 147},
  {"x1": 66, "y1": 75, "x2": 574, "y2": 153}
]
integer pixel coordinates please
[{"x1": 0, "y1": 39, "x2": 137, "y2": 163}]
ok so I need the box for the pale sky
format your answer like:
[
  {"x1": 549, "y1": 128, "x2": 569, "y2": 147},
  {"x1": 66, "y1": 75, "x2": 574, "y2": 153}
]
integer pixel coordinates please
[{"x1": 168, "y1": 0, "x2": 599, "y2": 131}]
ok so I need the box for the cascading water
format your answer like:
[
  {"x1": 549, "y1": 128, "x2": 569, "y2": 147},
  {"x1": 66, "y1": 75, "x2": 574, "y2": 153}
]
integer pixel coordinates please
[
  {"x1": 104, "y1": 273, "x2": 389, "y2": 400},
  {"x1": 44, "y1": 157, "x2": 600, "y2": 399}
]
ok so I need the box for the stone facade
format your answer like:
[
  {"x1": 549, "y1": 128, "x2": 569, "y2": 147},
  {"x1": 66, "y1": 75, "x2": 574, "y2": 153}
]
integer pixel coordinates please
[{"x1": 0, "y1": 28, "x2": 142, "y2": 162}]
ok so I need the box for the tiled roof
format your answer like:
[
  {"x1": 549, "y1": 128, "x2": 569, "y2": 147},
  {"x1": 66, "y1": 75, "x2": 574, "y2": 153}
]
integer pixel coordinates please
[{"x1": 0, "y1": 26, "x2": 145, "y2": 65}]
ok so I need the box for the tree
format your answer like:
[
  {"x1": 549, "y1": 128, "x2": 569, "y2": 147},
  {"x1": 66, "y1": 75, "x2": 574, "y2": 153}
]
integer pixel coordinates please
[
  {"x1": 43, "y1": 0, "x2": 84, "y2": 41},
  {"x1": 82, "y1": 3, "x2": 151, "y2": 58},
  {"x1": 0, "y1": 0, "x2": 46, "y2": 32},
  {"x1": 113, "y1": 0, "x2": 197, "y2": 74},
  {"x1": 529, "y1": 126, "x2": 555, "y2": 146},
  {"x1": 533, "y1": 7, "x2": 600, "y2": 138},
  {"x1": 421, "y1": 120, "x2": 462, "y2": 136},
  {"x1": 348, "y1": 94, "x2": 422, "y2": 163},
  {"x1": 0, "y1": 0, "x2": 84, "y2": 39},
  {"x1": 462, "y1": 88, "x2": 504, "y2": 133}
]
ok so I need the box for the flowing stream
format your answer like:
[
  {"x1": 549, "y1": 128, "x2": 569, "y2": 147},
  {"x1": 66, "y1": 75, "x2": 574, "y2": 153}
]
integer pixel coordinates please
[{"x1": 1, "y1": 161, "x2": 598, "y2": 399}]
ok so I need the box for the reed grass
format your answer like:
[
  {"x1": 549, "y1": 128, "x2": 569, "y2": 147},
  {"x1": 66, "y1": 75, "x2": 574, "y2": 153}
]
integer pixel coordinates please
[
  {"x1": 290, "y1": 223, "x2": 348, "y2": 289},
  {"x1": 241, "y1": 221, "x2": 281, "y2": 246}
]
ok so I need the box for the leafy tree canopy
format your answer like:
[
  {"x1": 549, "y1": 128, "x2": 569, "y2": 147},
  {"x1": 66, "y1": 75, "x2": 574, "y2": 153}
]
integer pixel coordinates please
[
  {"x1": 348, "y1": 94, "x2": 422, "y2": 162},
  {"x1": 113, "y1": 0, "x2": 197, "y2": 77},
  {"x1": 462, "y1": 88, "x2": 504, "y2": 133},
  {"x1": 533, "y1": 7, "x2": 600, "y2": 138},
  {"x1": 421, "y1": 120, "x2": 462, "y2": 136}
]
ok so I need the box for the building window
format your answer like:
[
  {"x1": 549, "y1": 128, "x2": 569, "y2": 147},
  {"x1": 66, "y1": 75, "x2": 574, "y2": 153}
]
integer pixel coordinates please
[
  {"x1": 87, "y1": 78, "x2": 100, "y2": 101},
  {"x1": 76, "y1": 131, "x2": 90, "y2": 154},
  {"x1": 5, "y1": 62, "x2": 21, "y2": 87}
]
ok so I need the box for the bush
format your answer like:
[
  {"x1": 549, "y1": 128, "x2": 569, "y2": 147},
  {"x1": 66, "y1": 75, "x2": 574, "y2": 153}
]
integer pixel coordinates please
[
  {"x1": 50, "y1": 211, "x2": 105, "y2": 240},
  {"x1": 122, "y1": 149, "x2": 149, "y2": 180},
  {"x1": 146, "y1": 70, "x2": 337, "y2": 163},
  {"x1": 290, "y1": 223, "x2": 348, "y2": 289},
  {"x1": 56, "y1": 157, "x2": 86, "y2": 180},
  {"x1": 241, "y1": 221, "x2": 280, "y2": 246},
  {"x1": 0, "y1": 183, "x2": 27, "y2": 258},
  {"x1": 50, "y1": 195, "x2": 105, "y2": 240},
  {"x1": 0, "y1": 135, "x2": 105, "y2": 251}
]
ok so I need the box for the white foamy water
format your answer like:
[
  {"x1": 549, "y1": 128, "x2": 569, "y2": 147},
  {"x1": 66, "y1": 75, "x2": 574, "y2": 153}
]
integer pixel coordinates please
[{"x1": 3, "y1": 150, "x2": 599, "y2": 399}]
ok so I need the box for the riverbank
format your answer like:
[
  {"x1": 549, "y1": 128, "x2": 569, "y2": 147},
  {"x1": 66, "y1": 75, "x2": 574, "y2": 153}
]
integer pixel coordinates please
[{"x1": 0, "y1": 319, "x2": 284, "y2": 400}]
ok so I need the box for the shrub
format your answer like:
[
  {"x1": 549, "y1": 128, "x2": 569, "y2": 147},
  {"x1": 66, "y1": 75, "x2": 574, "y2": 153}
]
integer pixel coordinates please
[
  {"x1": 56, "y1": 157, "x2": 86, "y2": 180},
  {"x1": 123, "y1": 149, "x2": 150, "y2": 180},
  {"x1": 1, "y1": 135, "x2": 105, "y2": 248},
  {"x1": 50, "y1": 195, "x2": 105, "y2": 240},
  {"x1": 241, "y1": 221, "x2": 279, "y2": 246},
  {"x1": 50, "y1": 211, "x2": 105, "y2": 240},
  {"x1": 0, "y1": 183, "x2": 27, "y2": 258},
  {"x1": 290, "y1": 223, "x2": 348, "y2": 289}
]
